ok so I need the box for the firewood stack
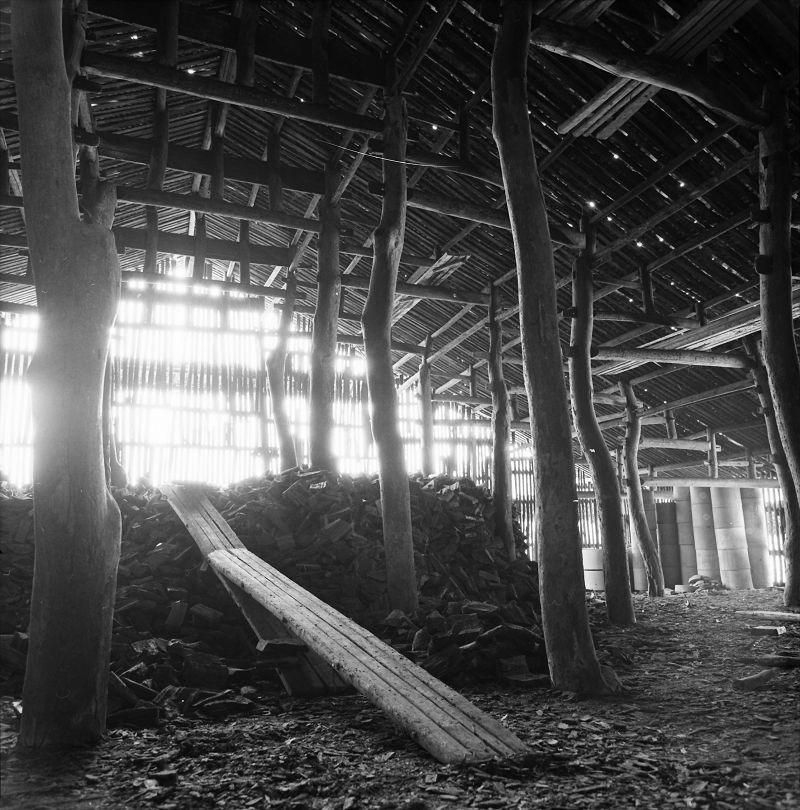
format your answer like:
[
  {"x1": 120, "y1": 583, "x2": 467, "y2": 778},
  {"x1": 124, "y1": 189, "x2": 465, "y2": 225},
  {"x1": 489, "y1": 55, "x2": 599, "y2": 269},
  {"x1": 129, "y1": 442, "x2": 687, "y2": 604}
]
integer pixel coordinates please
[{"x1": 1, "y1": 473, "x2": 544, "y2": 708}]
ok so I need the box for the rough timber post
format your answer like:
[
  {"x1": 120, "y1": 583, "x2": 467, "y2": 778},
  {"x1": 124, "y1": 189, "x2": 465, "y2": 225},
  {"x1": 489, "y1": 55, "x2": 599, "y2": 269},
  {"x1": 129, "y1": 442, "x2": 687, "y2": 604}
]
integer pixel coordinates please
[
  {"x1": 12, "y1": 0, "x2": 122, "y2": 747},
  {"x1": 309, "y1": 168, "x2": 341, "y2": 471},
  {"x1": 361, "y1": 80, "x2": 418, "y2": 614},
  {"x1": 266, "y1": 271, "x2": 298, "y2": 472},
  {"x1": 492, "y1": 0, "x2": 617, "y2": 694},
  {"x1": 622, "y1": 382, "x2": 665, "y2": 596},
  {"x1": 757, "y1": 83, "x2": 800, "y2": 607},
  {"x1": 744, "y1": 336, "x2": 800, "y2": 605},
  {"x1": 568, "y1": 218, "x2": 634, "y2": 625},
  {"x1": 419, "y1": 334, "x2": 435, "y2": 476},
  {"x1": 488, "y1": 285, "x2": 515, "y2": 559}
]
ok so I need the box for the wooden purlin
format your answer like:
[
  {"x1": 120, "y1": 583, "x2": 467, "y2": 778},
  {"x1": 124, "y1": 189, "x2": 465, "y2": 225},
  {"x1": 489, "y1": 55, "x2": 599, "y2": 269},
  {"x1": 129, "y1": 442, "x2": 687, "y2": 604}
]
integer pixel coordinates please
[
  {"x1": 557, "y1": 0, "x2": 760, "y2": 139},
  {"x1": 162, "y1": 484, "x2": 530, "y2": 764}
]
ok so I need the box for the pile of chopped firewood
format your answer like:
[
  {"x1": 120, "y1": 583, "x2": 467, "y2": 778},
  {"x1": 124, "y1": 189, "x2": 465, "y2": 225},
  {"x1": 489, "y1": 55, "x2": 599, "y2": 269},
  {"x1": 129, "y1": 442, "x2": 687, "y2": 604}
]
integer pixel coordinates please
[{"x1": 1, "y1": 473, "x2": 544, "y2": 715}]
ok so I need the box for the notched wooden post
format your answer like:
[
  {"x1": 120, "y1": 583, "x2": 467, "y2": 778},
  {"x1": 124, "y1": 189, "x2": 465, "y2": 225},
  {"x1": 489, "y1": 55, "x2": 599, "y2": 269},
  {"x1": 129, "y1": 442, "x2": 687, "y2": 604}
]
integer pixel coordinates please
[
  {"x1": 362, "y1": 78, "x2": 418, "y2": 614},
  {"x1": 621, "y1": 381, "x2": 665, "y2": 597}
]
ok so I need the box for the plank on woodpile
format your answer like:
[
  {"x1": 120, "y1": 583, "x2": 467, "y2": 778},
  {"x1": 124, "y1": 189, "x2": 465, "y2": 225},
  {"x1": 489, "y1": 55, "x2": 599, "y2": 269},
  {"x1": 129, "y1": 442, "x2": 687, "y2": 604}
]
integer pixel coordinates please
[
  {"x1": 209, "y1": 545, "x2": 530, "y2": 764},
  {"x1": 161, "y1": 484, "x2": 348, "y2": 696}
]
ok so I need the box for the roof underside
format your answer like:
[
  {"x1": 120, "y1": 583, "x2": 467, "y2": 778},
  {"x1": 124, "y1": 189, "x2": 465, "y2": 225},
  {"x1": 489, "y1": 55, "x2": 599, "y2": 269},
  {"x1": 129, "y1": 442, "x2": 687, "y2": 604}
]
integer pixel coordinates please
[{"x1": 0, "y1": 0, "x2": 798, "y2": 479}]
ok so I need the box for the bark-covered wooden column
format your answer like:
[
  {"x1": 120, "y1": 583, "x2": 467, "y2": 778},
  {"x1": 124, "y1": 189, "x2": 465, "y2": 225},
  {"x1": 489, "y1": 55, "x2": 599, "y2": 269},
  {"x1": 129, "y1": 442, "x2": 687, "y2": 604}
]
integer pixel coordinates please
[
  {"x1": 309, "y1": 169, "x2": 341, "y2": 471},
  {"x1": 621, "y1": 382, "x2": 665, "y2": 596},
  {"x1": 568, "y1": 219, "x2": 634, "y2": 625},
  {"x1": 12, "y1": 0, "x2": 122, "y2": 747},
  {"x1": 266, "y1": 270, "x2": 298, "y2": 473},
  {"x1": 744, "y1": 337, "x2": 800, "y2": 606},
  {"x1": 488, "y1": 285, "x2": 515, "y2": 559},
  {"x1": 362, "y1": 83, "x2": 418, "y2": 614},
  {"x1": 492, "y1": 0, "x2": 617, "y2": 694},
  {"x1": 757, "y1": 83, "x2": 800, "y2": 607}
]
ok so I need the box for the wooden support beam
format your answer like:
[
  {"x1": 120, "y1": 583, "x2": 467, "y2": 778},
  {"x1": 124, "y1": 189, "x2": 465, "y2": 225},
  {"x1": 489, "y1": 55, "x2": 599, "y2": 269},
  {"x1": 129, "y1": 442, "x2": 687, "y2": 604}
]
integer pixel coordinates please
[
  {"x1": 591, "y1": 307, "x2": 698, "y2": 329},
  {"x1": 309, "y1": 172, "x2": 341, "y2": 472},
  {"x1": 488, "y1": 285, "x2": 514, "y2": 559},
  {"x1": 265, "y1": 270, "x2": 297, "y2": 472},
  {"x1": 757, "y1": 83, "x2": 800, "y2": 606},
  {"x1": 361, "y1": 83, "x2": 417, "y2": 614},
  {"x1": 530, "y1": 19, "x2": 769, "y2": 128},
  {"x1": 237, "y1": 219, "x2": 250, "y2": 286},
  {"x1": 367, "y1": 183, "x2": 584, "y2": 248},
  {"x1": 87, "y1": 0, "x2": 386, "y2": 87},
  {"x1": 492, "y1": 0, "x2": 612, "y2": 695},
  {"x1": 568, "y1": 217, "x2": 634, "y2": 624},
  {"x1": 593, "y1": 347, "x2": 753, "y2": 369},
  {"x1": 109, "y1": 225, "x2": 292, "y2": 267},
  {"x1": 419, "y1": 335, "x2": 435, "y2": 476},
  {"x1": 639, "y1": 438, "x2": 713, "y2": 452},
  {"x1": 82, "y1": 52, "x2": 386, "y2": 134},
  {"x1": 621, "y1": 382, "x2": 665, "y2": 596},
  {"x1": 707, "y1": 427, "x2": 719, "y2": 478},
  {"x1": 332, "y1": 274, "x2": 489, "y2": 306},
  {"x1": 643, "y1": 477, "x2": 781, "y2": 489},
  {"x1": 0, "y1": 111, "x2": 327, "y2": 196}
]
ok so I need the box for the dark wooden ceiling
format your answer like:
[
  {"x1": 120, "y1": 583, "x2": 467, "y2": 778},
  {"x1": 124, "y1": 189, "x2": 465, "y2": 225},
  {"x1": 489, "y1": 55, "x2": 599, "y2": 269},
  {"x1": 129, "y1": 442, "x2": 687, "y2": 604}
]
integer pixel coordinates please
[{"x1": 0, "y1": 0, "x2": 798, "y2": 477}]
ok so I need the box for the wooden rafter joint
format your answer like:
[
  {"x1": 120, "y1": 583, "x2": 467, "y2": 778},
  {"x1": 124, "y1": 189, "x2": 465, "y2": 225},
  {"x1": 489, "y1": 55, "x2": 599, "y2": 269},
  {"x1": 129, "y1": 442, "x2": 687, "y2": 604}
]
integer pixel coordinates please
[
  {"x1": 749, "y1": 204, "x2": 771, "y2": 224},
  {"x1": 754, "y1": 255, "x2": 773, "y2": 275}
]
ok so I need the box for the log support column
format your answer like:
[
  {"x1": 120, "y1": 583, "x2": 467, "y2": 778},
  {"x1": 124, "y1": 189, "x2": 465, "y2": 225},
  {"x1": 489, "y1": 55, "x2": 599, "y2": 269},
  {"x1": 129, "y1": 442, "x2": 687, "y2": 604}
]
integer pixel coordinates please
[
  {"x1": 568, "y1": 218, "x2": 634, "y2": 624},
  {"x1": 309, "y1": 169, "x2": 341, "y2": 471},
  {"x1": 757, "y1": 83, "x2": 800, "y2": 606},
  {"x1": 12, "y1": 0, "x2": 121, "y2": 747},
  {"x1": 622, "y1": 382, "x2": 665, "y2": 596},
  {"x1": 492, "y1": 0, "x2": 617, "y2": 694},
  {"x1": 488, "y1": 285, "x2": 514, "y2": 559},
  {"x1": 420, "y1": 335, "x2": 435, "y2": 476},
  {"x1": 362, "y1": 82, "x2": 418, "y2": 614}
]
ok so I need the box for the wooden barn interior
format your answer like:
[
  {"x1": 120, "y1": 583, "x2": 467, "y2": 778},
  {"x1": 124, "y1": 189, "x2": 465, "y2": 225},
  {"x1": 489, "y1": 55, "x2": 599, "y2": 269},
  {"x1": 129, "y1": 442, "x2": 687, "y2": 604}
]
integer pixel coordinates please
[{"x1": 0, "y1": 0, "x2": 799, "y2": 804}]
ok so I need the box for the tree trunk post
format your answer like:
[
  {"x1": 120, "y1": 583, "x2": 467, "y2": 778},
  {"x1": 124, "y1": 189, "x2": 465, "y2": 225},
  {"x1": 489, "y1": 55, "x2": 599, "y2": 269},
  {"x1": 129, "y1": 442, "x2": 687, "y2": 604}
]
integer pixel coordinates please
[
  {"x1": 266, "y1": 270, "x2": 298, "y2": 473},
  {"x1": 757, "y1": 83, "x2": 800, "y2": 607},
  {"x1": 309, "y1": 169, "x2": 341, "y2": 471},
  {"x1": 488, "y1": 284, "x2": 515, "y2": 558},
  {"x1": 419, "y1": 334, "x2": 435, "y2": 477},
  {"x1": 12, "y1": 0, "x2": 122, "y2": 747},
  {"x1": 568, "y1": 218, "x2": 634, "y2": 625},
  {"x1": 361, "y1": 80, "x2": 418, "y2": 614},
  {"x1": 744, "y1": 336, "x2": 800, "y2": 606},
  {"x1": 492, "y1": 0, "x2": 617, "y2": 694},
  {"x1": 621, "y1": 382, "x2": 665, "y2": 596}
]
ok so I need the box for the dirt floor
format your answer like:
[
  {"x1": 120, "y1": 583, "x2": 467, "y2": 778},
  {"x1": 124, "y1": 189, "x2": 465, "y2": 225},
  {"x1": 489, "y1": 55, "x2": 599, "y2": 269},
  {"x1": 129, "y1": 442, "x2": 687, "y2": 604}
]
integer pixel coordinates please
[{"x1": 1, "y1": 589, "x2": 798, "y2": 810}]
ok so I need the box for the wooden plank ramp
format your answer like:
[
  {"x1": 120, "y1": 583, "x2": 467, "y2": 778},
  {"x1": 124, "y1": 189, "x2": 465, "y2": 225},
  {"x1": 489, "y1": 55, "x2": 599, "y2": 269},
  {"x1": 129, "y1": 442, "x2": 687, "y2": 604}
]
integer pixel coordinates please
[
  {"x1": 162, "y1": 484, "x2": 530, "y2": 764},
  {"x1": 161, "y1": 484, "x2": 350, "y2": 696}
]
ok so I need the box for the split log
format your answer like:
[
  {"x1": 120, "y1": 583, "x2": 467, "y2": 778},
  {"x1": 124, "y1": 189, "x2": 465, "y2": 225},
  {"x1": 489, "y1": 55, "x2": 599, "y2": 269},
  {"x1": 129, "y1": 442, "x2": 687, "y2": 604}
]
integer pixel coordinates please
[
  {"x1": 11, "y1": 0, "x2": 122, "y2": 747},
  {"x1": 309, "y1": 175, "x2": 341, "y2": 472},
  {"x1": 266, "y1": 271, "x2": 297, "y2": 472},
  {"x1": 492, "y1": 0, "x2": 616, "y2": 695},
  {"x1": 568, "y1": 219, "x2": 634, "y2": 625},
  {"x1": 488, "y1": 285, "x2": 514, "y2": 560},
  {"x1": 757, "y1": 84, "x2": 800, "y2": 608},
  {"x1": 361, "y1": 82, "x2": 418, "y2": 614},
  {"x1": 621, "y1": 382, "x2": 665, "y2": 596}
]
